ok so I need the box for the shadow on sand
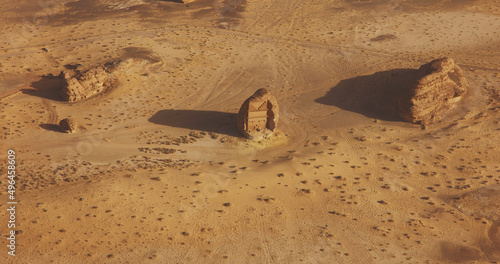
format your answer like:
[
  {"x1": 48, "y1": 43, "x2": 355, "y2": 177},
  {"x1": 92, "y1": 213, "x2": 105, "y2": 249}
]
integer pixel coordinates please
[
  {"x1": 149, "y1": 110, "x2": 240, "y2": 137},
  {"x1": 39, "y1": 123, "x2": 63, "y2": 133},
  {"x1": 23, "y1": 75, "x2": 65, "y2": 101},
  {"x1": 316, "y1": 69, "x2": 417, "y2": 121}
]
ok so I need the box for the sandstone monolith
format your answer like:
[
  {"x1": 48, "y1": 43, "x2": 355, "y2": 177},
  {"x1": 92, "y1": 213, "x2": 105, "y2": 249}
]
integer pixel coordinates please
[
  {"x1": 60, "y1": 65, "x2": 110, "y2": 102},
  {"x1": 237, "y1": 89, "x2": 279, "y2": 139},
  {"x1": 399, "y1": 57, "x2": 468, "y2": 125}
]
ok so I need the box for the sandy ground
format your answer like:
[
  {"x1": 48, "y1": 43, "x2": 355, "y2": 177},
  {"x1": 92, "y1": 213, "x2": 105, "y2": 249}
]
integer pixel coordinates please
[{"x1": 1, "y1": 0, "x2": 499, "y2": 263}]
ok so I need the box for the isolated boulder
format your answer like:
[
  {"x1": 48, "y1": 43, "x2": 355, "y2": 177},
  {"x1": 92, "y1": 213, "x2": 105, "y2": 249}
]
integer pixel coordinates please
[
  {"x1": 237, "y1": 88, "x2": 279, "y2": 139},
  {"x1": 59, "y1": 118, "x2": 77, "y2": 133},
  {"x1": 399, "y1": 57, "x2": 468, "y2": 125},
  {"x1": 60, "y1": 65, "x2": 110, "y2": 102}
]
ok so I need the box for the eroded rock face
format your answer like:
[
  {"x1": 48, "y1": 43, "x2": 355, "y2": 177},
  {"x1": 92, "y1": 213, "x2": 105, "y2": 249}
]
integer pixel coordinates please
[
  {"x1": 237, "y1": 88, "x2": 279, "y2": 139},
  {"x1": 60, "y1": 65, "x2": 110, "y2": 102},
  {"x1": 59, "y1": 58, "x2": 157, "y2": 102},
  {"x1": 59, "y1": 118, "x2": 77, "y2": 133},
  {"x1": 399, "y1": 57, "x2": 468, "y2": 125}
]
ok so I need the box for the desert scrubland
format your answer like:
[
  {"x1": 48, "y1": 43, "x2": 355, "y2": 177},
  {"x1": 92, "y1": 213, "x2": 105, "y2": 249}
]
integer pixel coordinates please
[{"x1": 1, "y1": 0, "x2": 500, "y2": 263}]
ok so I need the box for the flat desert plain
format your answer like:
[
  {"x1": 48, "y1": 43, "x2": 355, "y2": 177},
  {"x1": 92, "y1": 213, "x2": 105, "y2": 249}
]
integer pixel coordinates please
[{"x1": 1, "y1": 0, "x2": 500, "y2": 263}]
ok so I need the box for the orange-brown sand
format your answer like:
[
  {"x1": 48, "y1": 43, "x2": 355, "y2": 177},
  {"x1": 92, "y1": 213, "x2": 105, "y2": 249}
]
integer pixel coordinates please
[{"x1": 1, "y1": 0, "x2": 499, "y2": 263}]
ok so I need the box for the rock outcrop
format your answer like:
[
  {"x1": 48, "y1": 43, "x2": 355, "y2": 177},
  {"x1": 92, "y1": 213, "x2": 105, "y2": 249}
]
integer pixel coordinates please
[
  {"x1": 399, "y1": 57, "x2": 468, "y2": 125},
  {"x1": 59, "y1": 58, "x2": 157, "y2": 102},
  {"x1": 59, "y1": 118, "x2": 77, "y2": 133},
  {"x1": 237, "y1": 88, "x2": 279, "y2": 139},
  {"x1": 60, "y1": 65, "x2": 110, "y2": 102}
]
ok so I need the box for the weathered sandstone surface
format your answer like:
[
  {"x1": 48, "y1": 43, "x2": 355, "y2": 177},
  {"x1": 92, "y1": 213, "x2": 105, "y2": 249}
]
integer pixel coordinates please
[
  {"x1": 60, "y1": 66, "x2": 110, "y2": 102},
  {"x1": 59, "y1": 118, "x2": 77, "y2": 133},
  {"x1": 237, "y1": 88, "x2": 279, "y2": 139},
  {"x1": 399, "y1": 57, "x2": 468, "y2": 125}
]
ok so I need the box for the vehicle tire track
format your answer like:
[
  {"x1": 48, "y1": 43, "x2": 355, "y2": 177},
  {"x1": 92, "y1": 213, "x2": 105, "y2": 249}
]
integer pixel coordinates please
[
  {"x1": 171, "y1": 205, "x2": 211, "y2": 264},
  {"x1": 258, "y1": 210, "x2": 276, "y2": 264},
  {"x1": 42, "y1": 99, "x2": 58, "y2": 124},
  {"x1": 337, "y1": 129, "x2": 358, "y2": 155},
  {"x1": 241, "y1": 0, "x2": 277, "y2": 33},
  {"x1": 337, "y1": 49, "x2": 352, "y2": 74},
  {"x1": 261, "y1": 0, "x2": 302, "y2": 34},
  {"x1": 17, "y1": 112, "x2": 37, "y2": 134},
  {"x1": 203, "y1": 68, "x2": 248, "y2": 108}
]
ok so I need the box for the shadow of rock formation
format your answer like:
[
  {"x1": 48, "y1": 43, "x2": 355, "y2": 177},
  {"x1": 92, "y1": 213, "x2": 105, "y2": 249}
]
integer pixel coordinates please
[
  {"x1": 315, "y1": 69, "x2": 417, "y2": 121},
  {"x1": 25, "y1": 75, "x2": 65, "y2": 101},
  {"x1": 149, "y1": 110, "x2": 240, "y2": 137},
  {"x1": 39, "y1": 123, "x2": 63, "y2": 133}
]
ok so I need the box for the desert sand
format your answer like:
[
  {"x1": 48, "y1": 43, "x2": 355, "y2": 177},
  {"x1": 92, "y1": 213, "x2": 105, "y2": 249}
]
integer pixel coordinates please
[{"x1": 1, "y1": 0, "x2": 499, "y2": 263}]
